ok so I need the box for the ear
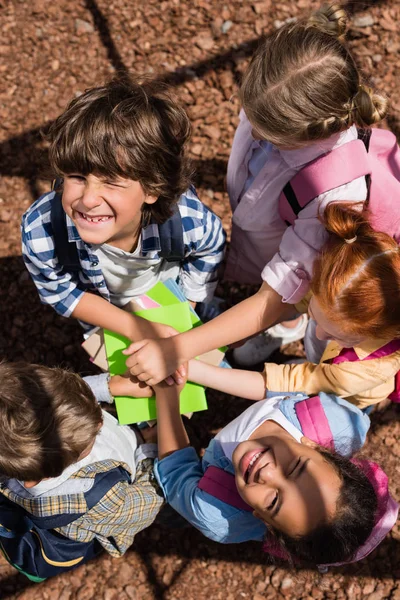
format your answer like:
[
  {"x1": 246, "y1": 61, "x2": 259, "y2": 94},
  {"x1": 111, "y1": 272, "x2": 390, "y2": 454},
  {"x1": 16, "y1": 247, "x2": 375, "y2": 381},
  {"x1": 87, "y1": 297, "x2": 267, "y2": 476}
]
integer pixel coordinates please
[
  {"x1": 252, "y1": 509, "x2": 267, "y2": 523},
  {"x1": 300, "y1": 435, "x2": 317, "y2": 448},
  {"x1": 144, "y1": 194, "x2": 158, "y2": 206},
  {"x1": 24, "y1": 480, "x2": 41, "y2": 488}
]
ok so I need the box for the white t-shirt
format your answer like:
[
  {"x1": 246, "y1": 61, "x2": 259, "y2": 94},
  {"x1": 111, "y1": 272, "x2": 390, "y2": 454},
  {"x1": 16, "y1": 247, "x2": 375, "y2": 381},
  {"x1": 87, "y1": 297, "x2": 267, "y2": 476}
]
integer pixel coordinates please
[
  {"x1": 215, "y1": 396, "x2": 303, "y2": 461},
  {"x1": 94, "y1": 241, "x2": 180, "y2": 307},
  {"x1": 7, "y1": 411, "x2": 156, "y2": 498}
]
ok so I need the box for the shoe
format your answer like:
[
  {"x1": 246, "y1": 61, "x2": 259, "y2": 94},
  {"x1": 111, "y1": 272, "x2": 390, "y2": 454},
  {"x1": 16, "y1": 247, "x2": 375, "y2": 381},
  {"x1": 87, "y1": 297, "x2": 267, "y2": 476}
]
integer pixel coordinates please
[
  {"x1": 196, "y1": 296, "x2": 225, "y2": 322},
  {"x1": 232, "y1": 314, "x2": 308, "y2": 367}
]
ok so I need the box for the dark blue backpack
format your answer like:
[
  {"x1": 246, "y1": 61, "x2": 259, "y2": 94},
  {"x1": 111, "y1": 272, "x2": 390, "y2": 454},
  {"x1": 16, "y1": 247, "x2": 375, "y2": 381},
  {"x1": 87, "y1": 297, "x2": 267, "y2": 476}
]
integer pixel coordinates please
[
  {"x1": 0, "y1": 465, "x2": 130, "y2": 581},
  {"x1": 50, "y1": 180, "x2": 185, "y2": 272}
]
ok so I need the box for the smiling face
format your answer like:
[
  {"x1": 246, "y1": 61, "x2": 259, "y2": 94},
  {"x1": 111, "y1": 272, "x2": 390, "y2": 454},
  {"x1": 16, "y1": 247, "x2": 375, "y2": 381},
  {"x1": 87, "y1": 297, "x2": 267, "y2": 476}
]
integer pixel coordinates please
[
  {"x1": 61, "y1": 174, "x2": 158, "y2": 251},
  {"x1": 232, "y1": 424, "x2": 341, "y2": 537},
  {"x1": 308, "y1": 296, "x2": 366, "y2": 348}
]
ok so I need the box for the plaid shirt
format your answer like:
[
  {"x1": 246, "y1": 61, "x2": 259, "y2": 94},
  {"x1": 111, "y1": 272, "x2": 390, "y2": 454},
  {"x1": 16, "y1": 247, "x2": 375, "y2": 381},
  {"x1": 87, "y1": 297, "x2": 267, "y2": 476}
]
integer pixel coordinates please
[
  {"x1": 21, "y1": 187, "x2": 226, "y2": 327},
  {"x1": 1, "y1": 458, "x2": 163, "y2": 558}
]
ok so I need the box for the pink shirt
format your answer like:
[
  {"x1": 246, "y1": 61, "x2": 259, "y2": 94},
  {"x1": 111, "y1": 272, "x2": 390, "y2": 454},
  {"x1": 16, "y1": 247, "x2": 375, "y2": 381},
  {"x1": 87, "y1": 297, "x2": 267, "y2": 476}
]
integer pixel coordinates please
[{"x1": 226, "y1": 110, "x2": 367, "y2": 303}]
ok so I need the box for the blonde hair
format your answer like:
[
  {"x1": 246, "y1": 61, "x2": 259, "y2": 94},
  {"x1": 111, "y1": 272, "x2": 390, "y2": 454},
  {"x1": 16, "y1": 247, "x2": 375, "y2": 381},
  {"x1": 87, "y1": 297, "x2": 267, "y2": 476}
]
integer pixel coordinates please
[{"x1": 240, "y1": 4, "x2": 388, "y2": 147}]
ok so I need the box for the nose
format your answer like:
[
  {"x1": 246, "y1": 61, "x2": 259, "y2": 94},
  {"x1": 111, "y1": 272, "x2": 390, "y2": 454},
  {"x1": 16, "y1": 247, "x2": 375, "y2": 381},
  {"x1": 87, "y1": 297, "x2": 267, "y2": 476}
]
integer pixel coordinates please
[
  {"x1": 80, "y1": 182, "x2": 102, "y2": 209},
  {"x1": 257, "y1": 462, "x2": 283, "y2": 486},
  {"x1": 315, "y1": 324, "x2": 330, "y2": 342}
]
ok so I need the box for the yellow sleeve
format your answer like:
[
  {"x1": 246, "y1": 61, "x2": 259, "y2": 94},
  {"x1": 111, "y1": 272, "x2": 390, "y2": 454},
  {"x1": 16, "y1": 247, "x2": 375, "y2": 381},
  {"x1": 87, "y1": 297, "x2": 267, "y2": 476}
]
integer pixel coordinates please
[{"x1": 263, "y1": 352, "x2": 400, "y2": 406}]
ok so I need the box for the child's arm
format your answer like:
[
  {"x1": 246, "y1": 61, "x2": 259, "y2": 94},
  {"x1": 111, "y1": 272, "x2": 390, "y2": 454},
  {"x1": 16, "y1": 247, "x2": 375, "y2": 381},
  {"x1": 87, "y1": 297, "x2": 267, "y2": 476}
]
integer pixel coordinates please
[
  {"x1": 153, "y1": 380, "x2": 266, "y2": 543},
  {"x1": 177, "y1": 192, "x2": 226, "y2": 305},
  {"x1": 125, "y1": 282, "x2": 297, "y2": 385},
  {"x1": 72, "y1": 291, "x2": 177, "y2": 341},
  {"x1": 188, "y1": 360, "x2": 266, "y2": 401},
  {"x1": 262, "y1": 355, "x2": 400, "y2": 407},
  {"x1": 154, "y1": 383, "x2": 190, "y2": 459}
]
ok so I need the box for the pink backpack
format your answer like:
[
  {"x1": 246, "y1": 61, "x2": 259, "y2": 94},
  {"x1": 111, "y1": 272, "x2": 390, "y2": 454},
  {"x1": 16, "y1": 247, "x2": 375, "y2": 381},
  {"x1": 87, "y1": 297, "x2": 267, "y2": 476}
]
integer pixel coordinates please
[
  {"x1": 278, "y1": 128, "x2": 400, "y2": 241},
  {"x1": 198, "y1": 395, "x2": 398, "y2": 569}
]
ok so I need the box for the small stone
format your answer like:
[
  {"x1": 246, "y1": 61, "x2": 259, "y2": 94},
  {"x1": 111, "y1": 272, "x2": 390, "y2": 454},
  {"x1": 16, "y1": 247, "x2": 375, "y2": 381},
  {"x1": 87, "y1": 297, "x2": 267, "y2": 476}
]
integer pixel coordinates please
[
  {"x1": 191, "y1": 143, "x2": 203, "y2": 156},
  {"x1": 221, "y1": 20, "x2": 233, "y2": 34},
  {"x1": 380, "y1": 18, "x2": 397, "y2": 32},
  {"x1": 372, "y1": 54, "x2": 382, "y2": 63},
  {"x1": 75, "y1": 19, "x2": 95, "y2": 35},
  {"x1": 367, "y1": 592, "x2": 385, "y2": 600},
  {"x1": 118, "y1": 563, "x2": 134, "y2": 585},
  {"x1": 203, "y1": 125, "x2": 220, "y2": 140},
  {"x1": 51, "y1": 59, "x2": 59, "y2": 71},
  {"x1": 0, "y1": 209, "x2": 12, "y2": 222},
  {"x1": 386, "y1": 41, "x2": 400, "y2": 54},
  {"x1": 353, "y1": 14, "x2": 374, "y2": 28},
  {"x1": 281, "y1": 576, "x2": 294, "y2": 593},
  {"x1": 125, "y1": 586, "x2": 137, "y2": 600},
  {"x1": 363, "y1": 582, "x2": 376, "y2": 595},
  {"x1": 58, "y1": 589, "x2": 72, "y2": 600},
  {"x1": 195, "y1": 34, "x2": 214, "y2": 51}
]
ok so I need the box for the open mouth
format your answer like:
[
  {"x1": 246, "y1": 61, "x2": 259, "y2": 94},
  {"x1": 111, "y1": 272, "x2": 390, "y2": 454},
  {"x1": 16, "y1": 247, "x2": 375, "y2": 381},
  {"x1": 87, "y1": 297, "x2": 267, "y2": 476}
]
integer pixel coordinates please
[
  {"x1": 77, "y1": 211, "x2": 113, "y2": 223},
  {"x1": 243, "y1": 448, "x2": 269, "y2": 484}
]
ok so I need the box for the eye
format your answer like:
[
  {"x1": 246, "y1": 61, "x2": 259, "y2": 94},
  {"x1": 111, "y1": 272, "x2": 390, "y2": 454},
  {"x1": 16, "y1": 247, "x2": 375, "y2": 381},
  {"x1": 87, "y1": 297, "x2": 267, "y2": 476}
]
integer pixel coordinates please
[
  {"x1": 66, "y1": 174, "x2": 85, "y2": 182},
  {"x1": 103, "y1": 179, "x2": 126, "y2": 188},
  {"x1": 266, "y1": 494, "x2": 278, "y2": 512},
  {"x1": 289, "y1": 458, "x2": 301, "y2": 477}
]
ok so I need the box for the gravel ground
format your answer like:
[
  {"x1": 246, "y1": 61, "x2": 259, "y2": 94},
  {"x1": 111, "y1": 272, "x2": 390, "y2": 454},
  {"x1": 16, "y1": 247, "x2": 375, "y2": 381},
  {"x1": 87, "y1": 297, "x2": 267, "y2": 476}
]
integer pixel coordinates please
[{"x1": 0, "y1": 1, "x2": 400, "y2": 598}]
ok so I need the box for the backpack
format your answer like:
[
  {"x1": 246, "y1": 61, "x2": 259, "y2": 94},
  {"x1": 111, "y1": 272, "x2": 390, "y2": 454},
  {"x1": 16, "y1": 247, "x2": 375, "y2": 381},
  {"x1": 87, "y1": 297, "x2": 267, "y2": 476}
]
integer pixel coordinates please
[
  {"x1": 278, "y1": 128, "x2": 400, "y2": 241},
  {"x1": 0, "y1": 465, "x2": 130, "y2": 581},
  {"x1": 50, "y1": 179, "x2": 185, "y2": 272},
  {"x1": 198, "y1": 395, "x2": 398, "y2": 569}
]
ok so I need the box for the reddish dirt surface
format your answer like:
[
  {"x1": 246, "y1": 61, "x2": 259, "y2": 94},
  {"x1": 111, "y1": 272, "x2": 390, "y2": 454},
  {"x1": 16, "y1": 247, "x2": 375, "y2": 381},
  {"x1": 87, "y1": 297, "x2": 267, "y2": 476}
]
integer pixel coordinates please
[{"x1": 0, "y1": 1, "x2": 400, "y2": 598}]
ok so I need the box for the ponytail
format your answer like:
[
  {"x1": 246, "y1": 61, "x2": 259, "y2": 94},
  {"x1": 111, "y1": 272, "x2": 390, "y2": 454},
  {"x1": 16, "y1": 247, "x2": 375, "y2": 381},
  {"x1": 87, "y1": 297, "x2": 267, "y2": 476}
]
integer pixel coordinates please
[
  {"x1": 311, "y1": 203, "x2": 400, "y2": 339},
  {"x1": 350, "y1": 85, "x2": 388, "y2": 127},
  {"x1": 306, "y1": 3, "x2": 348, "y2": 41}
]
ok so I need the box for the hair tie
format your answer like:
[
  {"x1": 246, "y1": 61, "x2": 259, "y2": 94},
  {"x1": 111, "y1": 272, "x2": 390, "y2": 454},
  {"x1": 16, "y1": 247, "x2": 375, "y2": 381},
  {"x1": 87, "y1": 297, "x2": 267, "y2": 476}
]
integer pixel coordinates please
[{"x1": 344, "y1": 235, "x2": 357, "y2": 244}]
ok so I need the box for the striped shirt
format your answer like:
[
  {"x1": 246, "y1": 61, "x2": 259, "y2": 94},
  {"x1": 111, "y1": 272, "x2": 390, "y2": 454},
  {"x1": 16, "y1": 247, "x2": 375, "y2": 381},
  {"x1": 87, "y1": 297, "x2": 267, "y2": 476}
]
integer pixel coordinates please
[{"x1": 21, "y1": 187, "x2": 226, "y2": 328}]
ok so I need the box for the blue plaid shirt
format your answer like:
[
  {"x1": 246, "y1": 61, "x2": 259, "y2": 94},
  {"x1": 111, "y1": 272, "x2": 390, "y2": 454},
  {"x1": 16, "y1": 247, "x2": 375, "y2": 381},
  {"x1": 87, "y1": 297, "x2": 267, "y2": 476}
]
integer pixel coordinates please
[{"x1": 21, "y1": 188, "x2": 226, "y2": 326}]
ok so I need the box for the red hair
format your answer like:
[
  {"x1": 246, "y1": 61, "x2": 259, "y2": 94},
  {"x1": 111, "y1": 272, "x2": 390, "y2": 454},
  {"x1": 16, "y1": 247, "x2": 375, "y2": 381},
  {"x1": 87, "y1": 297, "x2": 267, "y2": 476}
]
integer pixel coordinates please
[{"x1": 311, "y1": 202, "x2": 400, "y2": 340}]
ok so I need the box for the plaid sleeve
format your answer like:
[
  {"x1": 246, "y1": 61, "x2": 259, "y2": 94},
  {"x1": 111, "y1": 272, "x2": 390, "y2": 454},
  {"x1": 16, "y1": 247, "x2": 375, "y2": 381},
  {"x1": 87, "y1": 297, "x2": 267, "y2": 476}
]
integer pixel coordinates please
[
  {"x1": 21, "y1": 193, "x2": 86, "y2": 317},
  {"x1": 58, "y1": 459, "x2": 164, "y2": 557},
  {"x1": 178, "y1": 188, "x2": 226, "y2": 303}
]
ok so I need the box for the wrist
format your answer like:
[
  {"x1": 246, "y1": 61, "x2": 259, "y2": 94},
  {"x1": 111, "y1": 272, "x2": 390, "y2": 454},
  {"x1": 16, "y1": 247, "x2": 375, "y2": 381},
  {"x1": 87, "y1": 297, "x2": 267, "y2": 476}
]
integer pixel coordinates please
[{"x1": 126, "y1": 313, "x2": 144, "y2": 341}]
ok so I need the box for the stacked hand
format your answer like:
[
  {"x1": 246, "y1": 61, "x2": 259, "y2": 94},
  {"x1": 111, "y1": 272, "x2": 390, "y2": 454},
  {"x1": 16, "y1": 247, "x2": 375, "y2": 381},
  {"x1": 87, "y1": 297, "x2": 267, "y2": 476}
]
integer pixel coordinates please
[{"x1": 123, "y1": 336, "x2": 184, "y2": 386}]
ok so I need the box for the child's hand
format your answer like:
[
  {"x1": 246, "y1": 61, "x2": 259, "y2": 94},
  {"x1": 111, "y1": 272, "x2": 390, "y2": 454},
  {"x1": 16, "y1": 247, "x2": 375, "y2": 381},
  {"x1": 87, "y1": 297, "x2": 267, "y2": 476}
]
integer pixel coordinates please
[
  {"x1": 123, "y1": 337, "x2": 184, "y2": 386},
  {"x1": 108, "y1": 373, "x2": 153, "y2": 398},
  {"x1": 133, "y1": 319, "x2": 178, "y2": 342}
]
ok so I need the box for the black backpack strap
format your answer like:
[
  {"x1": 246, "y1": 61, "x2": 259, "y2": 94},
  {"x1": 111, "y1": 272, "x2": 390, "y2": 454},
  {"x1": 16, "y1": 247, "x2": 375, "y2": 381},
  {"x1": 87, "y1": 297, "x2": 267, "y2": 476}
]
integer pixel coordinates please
[
  {"x1": 50, "y1": 189, "x2": 81, "y2": 273},
  {"x1": 357, "y1": 128, "x2": 372, "y2": 203},
  {"x1": 357, "y1": 127, "x2": 372, "y2": 152},
  {"x1": 23, "y1": 466, "x2": 131, "y2": 530},
  {"x1": 281, "y1": 181, "x2": 303, "y2": 226},
  {"x1": 156, "y1": 204, "x2": 185, "y2": 262}
]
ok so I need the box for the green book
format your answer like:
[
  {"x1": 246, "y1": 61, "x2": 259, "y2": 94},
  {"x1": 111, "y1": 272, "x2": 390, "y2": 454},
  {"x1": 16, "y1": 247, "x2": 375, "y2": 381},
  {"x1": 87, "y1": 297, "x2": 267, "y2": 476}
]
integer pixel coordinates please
[{"x1": 104, "y1": 284, "x2": 207, "y2": 424}]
